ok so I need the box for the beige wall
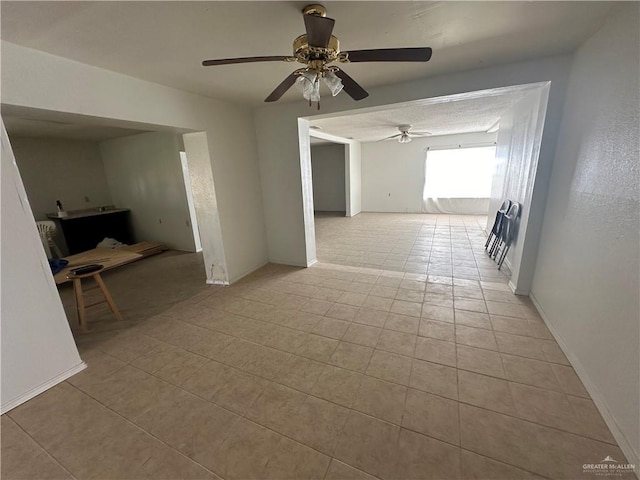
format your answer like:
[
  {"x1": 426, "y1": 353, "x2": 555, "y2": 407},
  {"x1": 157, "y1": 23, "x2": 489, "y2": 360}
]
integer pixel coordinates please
[
  {"x1": 9, "y1": 136, "x2": 112, "y2": 220},
  {"x1": 99, "y1": 132, "x2": 196, "y2": 252},
  {"x1": 311, "y1": 144, "x2": 346, "y2": 212}
]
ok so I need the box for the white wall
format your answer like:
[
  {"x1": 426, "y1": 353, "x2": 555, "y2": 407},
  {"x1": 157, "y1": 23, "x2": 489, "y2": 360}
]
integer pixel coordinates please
[
  {"x1": 183, "y1": 132, "x2": 229, "y2": 283},
  {"x1": 532, "y1": 4, "x2": 639, "y2": 467},
  {"x1": 254, "y1": 54, "x2": 571, "y2": 267},
  {"x1": 9, "y1": 136, "x2": 112, "y2": 220},
  {"x1": 1, "y1": 41, "x2": 267, "y2": 284},
  {"x1": 362, "y1": 138, "x2": 425, "y2": 213},
  {"x1": 488, "y1": 86, "x2": 550, "y2": 294},
  {"x1": 311, "y1": 144, "x2": 345, "y2": 212},
  {"x1": 99, "y1": 132, "x2": 196, "y2": 252},
  {"x1": 1, "y1": 122, "x2": 85, "y2": 414},
  {"x1": 179, "y1": 151, "x2": 203, "y2": 252},
  {"x1": 362, "y1": 132, "x2": 496, "y2": 213},
  {"x1": 345, "y1": 142, "x2": 362, "y2": 217}
]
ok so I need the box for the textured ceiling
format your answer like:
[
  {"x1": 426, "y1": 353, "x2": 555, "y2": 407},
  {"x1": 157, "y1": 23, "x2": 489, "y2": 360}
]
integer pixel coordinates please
[
  {"x1": 0, "y1": 1, "x2": 614, "y2": 106},
  {"x1": 309, "y1": 87, "x2": 530, "y2": 141}
]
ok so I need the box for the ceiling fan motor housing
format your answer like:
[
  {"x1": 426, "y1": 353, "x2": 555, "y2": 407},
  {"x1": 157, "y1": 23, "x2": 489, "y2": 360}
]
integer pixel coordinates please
[{"x1": 293, "y1": 35, "x2": 341, "y2": 66}]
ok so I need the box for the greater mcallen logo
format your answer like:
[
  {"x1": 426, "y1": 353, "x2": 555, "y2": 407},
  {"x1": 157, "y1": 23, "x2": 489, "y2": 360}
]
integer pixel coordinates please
[{"x1": 583, "y1": 456, "x2": 636, "y2": 476}]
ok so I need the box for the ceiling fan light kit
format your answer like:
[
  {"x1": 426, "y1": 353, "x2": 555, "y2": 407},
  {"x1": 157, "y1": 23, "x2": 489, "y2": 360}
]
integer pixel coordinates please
[
  {"x1": 295, "y1": 70, "x2": 344, "y2": 109},
  {"x1": 201, "y1": 4, "x2": 433, "y2": 108}
]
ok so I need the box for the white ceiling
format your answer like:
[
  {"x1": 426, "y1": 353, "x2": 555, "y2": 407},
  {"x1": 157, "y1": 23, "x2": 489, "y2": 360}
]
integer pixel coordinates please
[
  {"x1": 4, "y1": 116, "x2": 152, "y2": 141},
  {"x1": 1, "y1": 1, "x2": 614, "y2": 106},
  {"x1": 1, "y1": 105, "x2": 169, "y2": 141}
]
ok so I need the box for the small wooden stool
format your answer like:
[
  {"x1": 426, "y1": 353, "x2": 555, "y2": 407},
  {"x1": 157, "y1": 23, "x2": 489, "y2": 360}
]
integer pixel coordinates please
[{"x1": 68, "y1": 268, "x2": 123, "y2": 331}]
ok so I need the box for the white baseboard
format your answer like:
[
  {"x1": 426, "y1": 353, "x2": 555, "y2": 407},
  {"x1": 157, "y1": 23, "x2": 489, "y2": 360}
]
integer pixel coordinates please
[
  {"x1": 267, "y1": 258, "x2": 308, "y2": 268},
  {"x1": 508, "y1": 280, "x2": 529, "y2": 296},
  {"x1": 307, "y1": 258, "x2": 318, "y2": 267},
  {"x1": 529, "y1": 293, "x2": 639, "y2": 474},
  {"x1": 1, "y1": 361, "x2": 87, "y2": 414},
  {"x1": 227, "y1": 260, "x2": 270, "y2": 285},
  {"x1": 504, "y1": 256, "x2": 513, "y2": 272},
  {"x1": 505, "y1": 258, "x2": 530, "y2": 296}
]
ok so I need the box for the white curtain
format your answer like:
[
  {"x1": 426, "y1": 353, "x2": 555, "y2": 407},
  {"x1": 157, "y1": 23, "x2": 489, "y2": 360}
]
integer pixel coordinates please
[{"x1": 422, "y1": 145, "x2": 497, "y2": 214}]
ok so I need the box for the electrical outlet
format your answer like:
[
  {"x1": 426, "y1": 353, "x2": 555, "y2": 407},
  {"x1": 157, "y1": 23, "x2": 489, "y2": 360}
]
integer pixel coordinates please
[{"x1": 84, "y1": 195, "x2": 90, "y2": 203}]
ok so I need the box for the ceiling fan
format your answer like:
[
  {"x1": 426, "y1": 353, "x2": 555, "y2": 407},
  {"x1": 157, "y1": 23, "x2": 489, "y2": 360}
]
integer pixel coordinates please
[
  {"x1": 381, "y1": 125, "x2": 432, "y2": 143},
  {"x1": 201, "y1": 4, "x2": 432, "y2": 108}
]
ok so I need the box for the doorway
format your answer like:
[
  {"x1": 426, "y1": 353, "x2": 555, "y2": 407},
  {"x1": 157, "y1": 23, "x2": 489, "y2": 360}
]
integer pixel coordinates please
[
  {"x1": 311, "y1": 141, "x2": 346, "y2": 216},
  {"x1": 299, "y1": 82, "x2": 551, "y2": 294}
]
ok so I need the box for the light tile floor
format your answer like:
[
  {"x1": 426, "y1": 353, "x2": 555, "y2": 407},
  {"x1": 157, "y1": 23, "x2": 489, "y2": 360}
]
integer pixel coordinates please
[{"x1": 1, "y1": 213, "x2": 633, "y2": 480}]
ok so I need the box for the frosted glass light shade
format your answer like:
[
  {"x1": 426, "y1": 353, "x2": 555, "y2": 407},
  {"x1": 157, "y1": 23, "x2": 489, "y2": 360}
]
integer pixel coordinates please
[
  {"x1": 399, "y1": 134, "x2": 412, "y2": 143},
  {"x1": 296, "y1": 71, "x2": 320, "y2": 101},
  {"x1": 322, "y1": 71, "x2": 343, "y2": 96}
]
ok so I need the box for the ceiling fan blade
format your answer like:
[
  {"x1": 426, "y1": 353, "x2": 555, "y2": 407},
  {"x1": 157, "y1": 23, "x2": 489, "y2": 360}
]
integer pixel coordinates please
[
  {"x1": 202, "y1": 56, "x2": 290, "y2": 66},
  {"x1": 410, "y1": 131, "x2": 432, "y2": 136},
  {"x1": 304, "y1": 14, "x2": 335, "y2": 48},
  {"x1": 344, "y1": 47, "x2": 432, "y2": 63},
  {"x1": 264, "y1": 72, "x2": 298, "y2": 102},
  {"x1": 377, "y1": 134, "x2": 403, "y2": 142},
  {"x1": 334, "y1": 69, "x2": 369, "y2": 101}
]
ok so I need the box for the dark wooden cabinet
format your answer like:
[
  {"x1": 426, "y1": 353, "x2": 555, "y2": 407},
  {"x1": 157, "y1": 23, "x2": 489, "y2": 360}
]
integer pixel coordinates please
[{"x1": 48, "y1": 209, "x2": 134, "y2": 255}]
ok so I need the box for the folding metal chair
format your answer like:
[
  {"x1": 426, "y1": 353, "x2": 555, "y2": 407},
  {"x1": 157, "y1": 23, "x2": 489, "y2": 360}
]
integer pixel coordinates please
[
  {"x1": 486, "y1": 199, "x2": 511, "y2": 256},
  {"x1": 495, "y1": 202, "x2": 520, "y2": 269}
]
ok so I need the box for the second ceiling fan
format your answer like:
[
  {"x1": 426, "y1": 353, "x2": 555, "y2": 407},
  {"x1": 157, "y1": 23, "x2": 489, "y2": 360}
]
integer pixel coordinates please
[
  {"x1": 202, "y1": 4, "x2": 433, "y2": 108},
  {"x1": 381, "y1": 125, "x2": 432, "y2": 143}
]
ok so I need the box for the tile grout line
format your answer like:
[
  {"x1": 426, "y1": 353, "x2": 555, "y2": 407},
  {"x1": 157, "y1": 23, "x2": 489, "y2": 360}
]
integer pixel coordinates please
[
  {"x1": 62, "y1": 215, "x2": 615, "y2": 480},
  {"x1": 62, "y1": 381, "x2": 227, "y2": 480},
  {"x1": 260, "y1": 346, "x2": 596, "y2": 441},
  {"x1": 194, "y1": 293, "x2": 569, "y2": 366},
  {"x1": 4, "y1": 416, "x2": 80, "y2": 480},
  {"x1": 135, "y1": 298, "x2": 594, "y2": 429}
]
